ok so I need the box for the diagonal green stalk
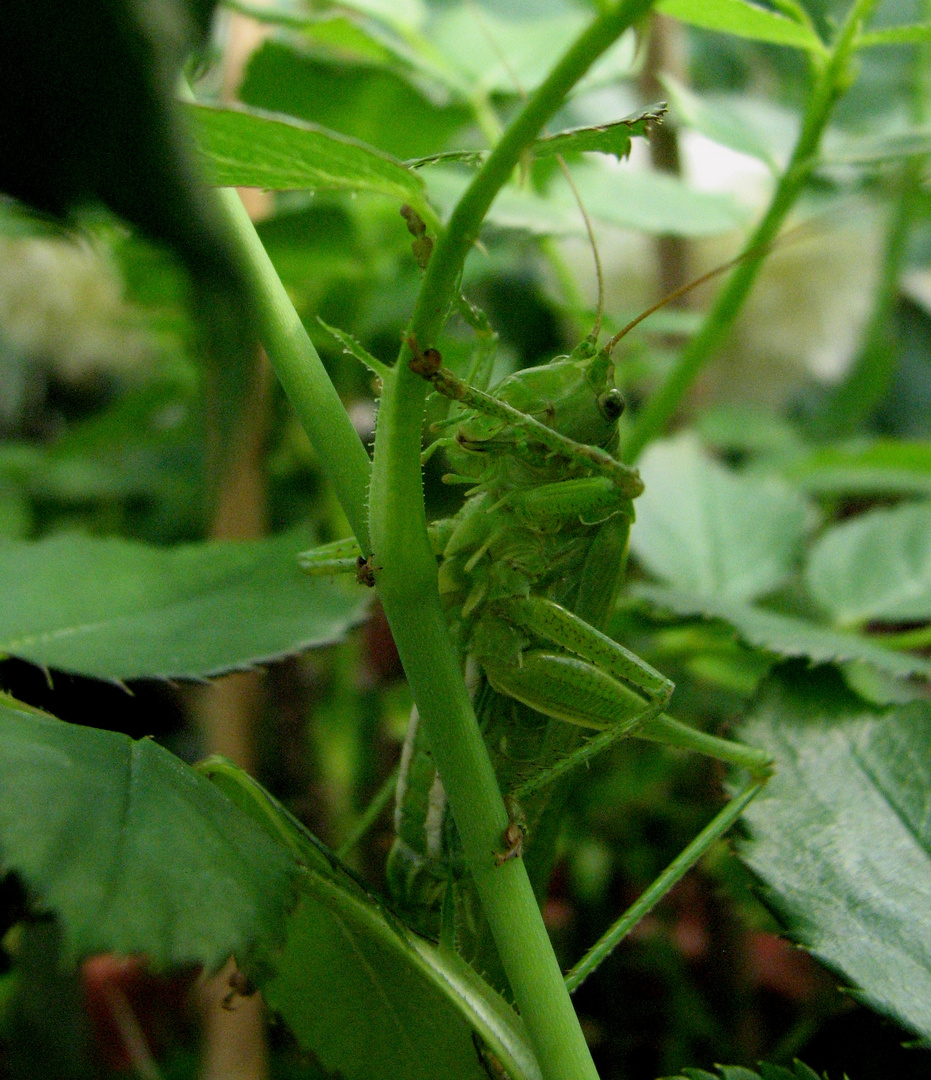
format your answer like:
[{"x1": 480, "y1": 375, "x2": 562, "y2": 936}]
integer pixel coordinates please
[
  {"x1": 211, "y1": 186, "x2": 373, "y2": 550},
  {"x1": 624, "y1": 0, "x2": 882, "y2": 462},
  {"x1": 368, "y1": 6, "x2": 654, "y2": 1078}
]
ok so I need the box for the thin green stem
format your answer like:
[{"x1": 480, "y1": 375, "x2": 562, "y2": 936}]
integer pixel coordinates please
[
  {"x1": 624, "y1": 0, "x2": 881, "y2": 462},
  {"x1": 369, "y1": 5, "x2": 655, "y2": 1078},
  {"x1": 337, "y1": 765, "x2": 400, "y2": 860},
  {"x1": 816, "y1": 0, "x2": 929, "y2": 436},
  {"x1": 211, "y1": 186, "x2": 373, "y2": 550},
  {"x1": 814, "y1": 171, "x2": 917, "y2": 435},
  {"x1": 564, "y1": 772, "x2": 768, "y2": 993},
  {"x1": 871, "y1": 624, "x2": 931, "y2": 650},
  {"x1": 180, "y1": 80, "x2": 372, "y2": 548}
]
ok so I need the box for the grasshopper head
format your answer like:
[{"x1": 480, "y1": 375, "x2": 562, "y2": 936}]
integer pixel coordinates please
[{"x1": 458, "y1": 340, "x2": 623, "y2": 451}]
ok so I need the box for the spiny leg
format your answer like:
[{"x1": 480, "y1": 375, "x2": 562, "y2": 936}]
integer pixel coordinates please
[
  {"x1": 480, "y1": 596, "x2": 773, "y2": 968},
  {"x1": 563, "y1": 766, "x2": 770, "y2": 993}
]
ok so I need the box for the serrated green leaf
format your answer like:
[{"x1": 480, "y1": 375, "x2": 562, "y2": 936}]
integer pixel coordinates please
[
  {"x1": 783, "y1": 440, "x2": 931, "y2": 498},
  {"x1": 532, "y1": 105, "x2": 667, "y2": 161},
  {"x1": 0, "y1": 693, "x2": 296, "y2": 973},
  {"x1": 738, "y1": 667, "x2": 931, "y2": 1046},
  {"x1": 806, "y1": 503, "x2": 931, "y2": 627},
  {"x1": 0, "y1": 530, "x2": 366, "y2": 680},
  {"x1": 200, "y1": 759, "x2": 541, "y2": 1080},
  {"x1": 757, "y1": 1064, "x2": 797, "y2": 1080},
  {"x1": 185, "y1": 102, "x2": 435, "y2": 225},
  {"x1": 632, "y1": 584, "x2": 931, "y2": 681},
  {"x1": 666, "y1": 1061, "x2": 833, "y2": 1079},
  {"x1": 632, "y1": 437, "x2": 810, "y2": 603},
  {"x1": 656, "y1": 0, "x2": 825, "y2": 52}
]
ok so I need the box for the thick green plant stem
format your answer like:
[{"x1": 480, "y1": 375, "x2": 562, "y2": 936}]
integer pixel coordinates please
[
  {"x1": 211, "y1": 185, "x2": 373, "y2": 551},
  {"x1": 369, "y1": 5, "x2": 654, "y2": 1078},
  {"x1": 624, "y1": 0, "x2": 881, "y2": 461}
]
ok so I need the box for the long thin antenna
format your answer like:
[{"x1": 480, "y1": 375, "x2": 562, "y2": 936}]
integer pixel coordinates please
[
  {"x1": 604, "y1": 217, "x2": 821, "y2": 356},
  {"x1": 465, "y1": 0, "x2": 605, "y2": 336},
  {"x1": 555, "y1": 154, "x2": 605, "y2": 339}
]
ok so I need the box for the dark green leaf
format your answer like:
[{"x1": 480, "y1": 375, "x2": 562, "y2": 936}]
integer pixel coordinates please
[
  {"x1": 200, "y1": 759, "x2": 542, "y2": 1080},
  {"x1": 739, "y1": 668, "x2": 931, "y2": 1045},
  {"x1": 655, "y1": 0, "x2": 825, "y2": 52},
  {"x1": 186, "y1": 103, "x2": 435, "y2": 225},
  {"x1": 532, "y1": 105, "x2": 667, "y2": 161},
  {"x1": 806, "y1": 503, "x2": 931, "y2": 626},
  {"x1": 664, "y1": 1065, "x2": 829, "y2": 1080},
  {"x1": 632, "y1": 584, "x2": 931, "y2": 681},
  {"x1": 0, "y1": 530, "x2": 367, "y2": 680},
  {"x1": 417, "y1": 104, "x2": 667, "y2": 168},
  {"x1": 632, "y1": 437, "x2": 810, "y2": 603},
  {"x1": 240, "y1": 39, "x2": 471, "y2": 163},
  {"x1": 0, "y1": 693, "x2": 296, "y2": 972}
]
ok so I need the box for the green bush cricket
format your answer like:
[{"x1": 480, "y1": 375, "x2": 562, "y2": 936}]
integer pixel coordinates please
[{"x1": 301, "y1": 226, "x2": 774, "y2": 987}]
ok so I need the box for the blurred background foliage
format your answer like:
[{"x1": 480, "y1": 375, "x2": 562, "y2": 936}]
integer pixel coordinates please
[{"x1": 0, "y1": 0, "x2": 930, "y2": 1078}]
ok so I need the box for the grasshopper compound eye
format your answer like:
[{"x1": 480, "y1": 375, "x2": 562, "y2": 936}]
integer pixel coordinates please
[{"x1": 596, "y1": 388, "x2": 625, "y2": 421}]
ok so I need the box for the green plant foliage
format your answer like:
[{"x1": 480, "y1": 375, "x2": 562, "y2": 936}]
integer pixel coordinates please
[
  {"x1": 665, "y1": 1061, "x2": 831, "y2": 1080},
  {"x1": 856, "y1": 22, "x2": 931, "y2": 47},
  {"x1": 200, "y1": 759, "x2": 541, "y2": 1080},
  {"x1": 0, "y1": 693, "x2": 297, "y2": 972},
  {"x1": 632, "y1": 583, "x2": 931, "y2": 680},
  {"x1": 806, "y1": 503, "x2": 931, "y2": 627},
  {"x1": 783, "y1": 440, "x2": 931, "y2": 498},
  {"x1": 239, "y1": 39, "x2": 473, "y2": 162},
  {"x1": 0, "y1": 530, "x2": 367, "y2": 680},
  {"x1": 660, "y1": 74, "x2": 787, "y2": 169},
  {"x1": 820, "y1": 127, "x2": 931, "y2": 166},
  {"x1": 426, "y1": 5, "x2": 637, "y2": 96},
  {"x1": 187, "y1": 103, "x2": 435, "y2": 225},
  {"x1": 655, "y1": 0, "x2": 825, "y2": 52},
  {"x1": 739, "y1": 667, "x2": 931, "y2": 1045},
  {"x1": 631, "y1": 437, "x2": 810, "y2": 603},
  {"x1": 424, "y1": 162, "x2": 748, "y2": 239}
]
